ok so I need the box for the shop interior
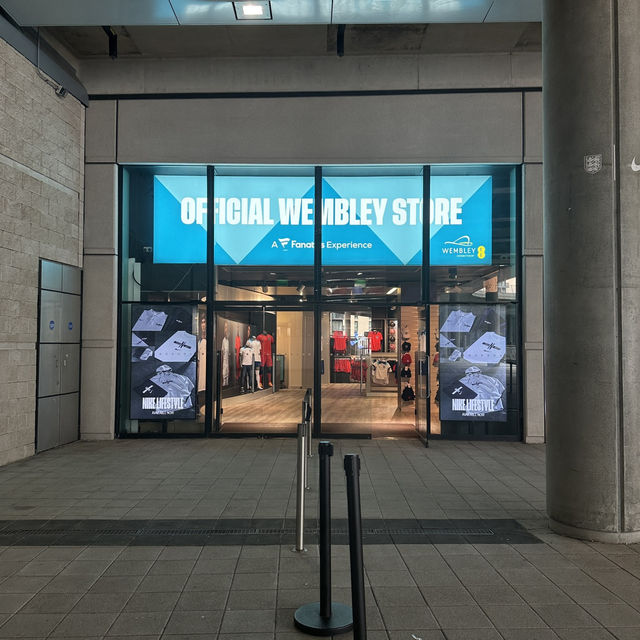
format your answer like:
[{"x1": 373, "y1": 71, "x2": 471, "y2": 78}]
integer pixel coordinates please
[{"x1": 215, "y1": 306, "x2": 427, "y2": 438}]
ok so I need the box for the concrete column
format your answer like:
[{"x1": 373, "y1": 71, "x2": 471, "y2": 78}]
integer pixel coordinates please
[
  {"x1": 81, "y1": 100, "x2": 118, "y2": 440},
  {"x1": 523, "y1": 166, "x2": 544, "y2": 445},
  {"x1": 544, "y1": 0, "x2": 640, "y2": 541}
]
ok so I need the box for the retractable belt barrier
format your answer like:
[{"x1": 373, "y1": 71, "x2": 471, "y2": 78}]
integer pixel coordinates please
[
  {"x1": 344, "y1": 454, "x2": 367, "y2": 640},
  {"x1": 294, "y1": 442, "x2": 353, "y2": 636}
]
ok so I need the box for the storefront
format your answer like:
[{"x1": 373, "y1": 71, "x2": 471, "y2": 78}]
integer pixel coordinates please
[{"x1": 118, "y1": 163, "x2": 521, "y2": 441}]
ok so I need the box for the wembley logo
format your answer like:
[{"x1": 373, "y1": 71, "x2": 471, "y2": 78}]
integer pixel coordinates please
[{"x1": 444, "y1": 235, "x2": 473, "y2": 247}]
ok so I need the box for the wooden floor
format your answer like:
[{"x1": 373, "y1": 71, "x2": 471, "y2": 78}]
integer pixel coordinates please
[{"x1": 220, "y1": 383, "x2": 417, "y2": 437}]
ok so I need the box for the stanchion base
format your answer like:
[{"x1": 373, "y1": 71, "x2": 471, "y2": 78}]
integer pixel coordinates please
[{"x1": 294, "y1": 602, "x2": 353, "y2": 636}]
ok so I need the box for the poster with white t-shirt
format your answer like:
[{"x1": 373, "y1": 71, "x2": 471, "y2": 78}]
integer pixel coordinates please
[
  {"x1": 130, "y1": 304, "x2": 197, "y2": 420},
  {"x1": 439, "y1": 304, "x2": 507, "y2": 422}
]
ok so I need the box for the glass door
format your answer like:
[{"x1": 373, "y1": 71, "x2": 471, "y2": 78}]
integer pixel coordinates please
[
  {"x1": 215, "y1": 306, "x2": 313, "y2": 434},
  {"x1": 319, "y1": 305, "x2": 424, "y2": 438},
  {"x1": 415, "y1": 304, "x2": 429, "y2": 444}
]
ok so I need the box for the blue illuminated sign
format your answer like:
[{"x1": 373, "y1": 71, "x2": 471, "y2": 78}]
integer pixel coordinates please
[{"x1": 153, "y1": 174, "x2": 492, "y2": 266}]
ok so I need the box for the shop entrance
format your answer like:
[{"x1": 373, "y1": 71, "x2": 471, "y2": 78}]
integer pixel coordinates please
[
  {"x1": 212, "y1": 304, "x2": 428, "y2": 440},
  {"x1": 320, "y1": 305, "x2": 428, "y2": 439},
  {"x1": 215, "y1": 307, "x2": 313, "y2": 435}
]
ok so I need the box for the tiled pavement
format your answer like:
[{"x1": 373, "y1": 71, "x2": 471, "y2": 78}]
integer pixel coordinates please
[{"x1": 0, "y1": 438, "x2": 638, "y2": 639}]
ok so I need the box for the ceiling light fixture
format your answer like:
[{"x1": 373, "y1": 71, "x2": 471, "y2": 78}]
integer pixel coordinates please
[{"x1": 233, "y1": 1, "x2": 272, "y2": 20}]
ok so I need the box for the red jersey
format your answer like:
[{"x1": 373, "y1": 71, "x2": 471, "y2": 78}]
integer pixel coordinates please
[
  {"x1": 333, "y1": 331, "x2": 347, "y2": 353},
  {"x1": 257, "y1": 333, "x2": 274, "y2": 366},
  {"x1": 368, "y1": 330, "x2": 383, "y2": 352}
]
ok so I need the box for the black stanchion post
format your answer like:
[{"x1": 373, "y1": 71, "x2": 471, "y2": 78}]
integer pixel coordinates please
[
  {"x1": 344, "y1": 454, "x2": 367, "y2": 640},
  {"x1": 294, "y1": 442, "x2": 352, "y2": 636},
  {"x1": 318, "y1": 441, "x2": 333, "y2": 619}
]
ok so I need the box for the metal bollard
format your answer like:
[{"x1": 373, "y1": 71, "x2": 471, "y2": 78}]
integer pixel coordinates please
[
  {"x1": 306, "y1": 420, "x2": 313, "y2": 458},
  {"x1": 294, "y1": 442, "x2": 352, "y2": 636},
  {"x1": 304, "y1": 421, "x2": 310, "y2": 490},
  {"x1": 294, "y1": 423, "x2": 307, "y2": 552},
  {"x1": 344, "y1": 454, "x2": 367, "y2": 640}
]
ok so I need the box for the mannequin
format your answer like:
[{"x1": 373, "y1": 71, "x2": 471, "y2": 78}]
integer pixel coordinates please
[
  {"x1": 239, "y1": 339, "x2": 254, "y2": 392},
  {"x1": 257, "y1": 330, "x2": 274, "y2": 387},
  {"x1": 248, "y1": 335, "x2": 262, "y2": 389}
]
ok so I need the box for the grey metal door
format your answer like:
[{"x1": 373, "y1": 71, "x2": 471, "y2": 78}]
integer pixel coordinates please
[
  {"x1": 36, "y1": 260, "x2": 82, "y2": 453},
  {"x1": 37, "y1": 397, "x2": 60, "y2": 452},
  {"x1": 60, "y1": 344, "x2": 80, "y2": 394},
  {"x1": 59, "y1": 393, "x2": 79, "y2": 445}
]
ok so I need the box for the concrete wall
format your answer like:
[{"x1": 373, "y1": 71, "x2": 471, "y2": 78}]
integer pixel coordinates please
[
  {"x1": 80, "y1": 52, "x2": 541, "y2": 95},
  {"x1": 82, "y1": 102, "x2": 117, "y2": 440},
  {"x1": 0, "y1": 38, "x2": 84, "y2": 464},
  {"x1": 81, "y1": 51, "x2": 544, "y2": 442}
]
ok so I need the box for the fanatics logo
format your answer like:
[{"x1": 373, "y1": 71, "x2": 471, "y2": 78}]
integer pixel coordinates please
[{"x1": 584, "y1": 154, "x2": 602, "y2": 174}]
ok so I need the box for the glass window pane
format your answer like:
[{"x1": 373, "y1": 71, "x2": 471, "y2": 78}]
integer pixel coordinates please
[
  {"x1": 429, "y1": 165, "x2": 518, "y2": 303},
  {"x1": 321, "y1": 166, "x2": 423, "y2": 304},
  {"x1": 122, "y1": 165, "x2": 207, "y2": 303},
  {"x1": 214, "y1": 166, "x2": 316, "y2": 303}
]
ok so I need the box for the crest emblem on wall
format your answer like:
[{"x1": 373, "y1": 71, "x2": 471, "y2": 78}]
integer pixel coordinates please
[{"x1": 584, "y1": 154, "x2": 603, "y2": 174}]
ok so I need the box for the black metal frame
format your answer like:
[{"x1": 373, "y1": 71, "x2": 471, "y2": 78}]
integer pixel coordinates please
[{"x1": 116, "y1": 163, "x2": 524, "y2": 443}]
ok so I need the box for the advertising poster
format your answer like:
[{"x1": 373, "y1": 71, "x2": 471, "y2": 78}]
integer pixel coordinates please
[
  {"x1": 153, "y1": 175, "x2": 492, "y2": 267},
  {"x1": 130, "y1": 304, "x2": 197, "y2": 420},
  {"x1": 439, "y1": 304, "x2": 507, "y2": 422}
]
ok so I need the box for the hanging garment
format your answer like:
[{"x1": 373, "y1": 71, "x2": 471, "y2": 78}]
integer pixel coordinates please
[
  {"x1": 333, "y1": 331, "x2": 347, "y2": 353},
  {"x1": 401, "y1": 385, "x2": 415, "y2": 401},
  {"x1": 368, "y1": 330, "x2": 383, "y2": 352},
  {"x1": 333, "y1": 358, "x2": 352, "y2": 373},
  {"x1": 372, "y1": 360, "x2": 391, "y2": 384}
]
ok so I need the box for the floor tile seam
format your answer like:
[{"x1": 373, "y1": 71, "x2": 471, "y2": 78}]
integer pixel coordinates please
[
  {"x1": 469, "y1": 443, "x2": 542, "y2": 487},
  {"x1": 398, "y1": 446, "x2": 454, "y2": 513},
  {"x1": 246, "y1": 440, "x2": 286, "y2": 520},
  {"x1": 215, "y1": 543, "x2": 242, "y2": 632},
  {"x1": 391, "y1": 544, "x2": 483, "y2": 620},
  {"x1": 45, "y1": 583, "x2": 135, "y2": 639},
  {"x1": 380, "y1": 446, "x2": 427, "y2": 521}
]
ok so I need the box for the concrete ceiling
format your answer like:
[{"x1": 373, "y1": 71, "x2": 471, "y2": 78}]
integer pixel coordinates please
[
  {"x1": 1, "y1": 0, "x2": 542, "y2": 27},
  {"x1": 40, "y1": 22, "x2": 541, "y2": 59}
]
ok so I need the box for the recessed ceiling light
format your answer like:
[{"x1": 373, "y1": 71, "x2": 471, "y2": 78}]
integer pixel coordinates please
[{"x1": 233, "y1": 1, "x2": 272, "y2": 20}]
